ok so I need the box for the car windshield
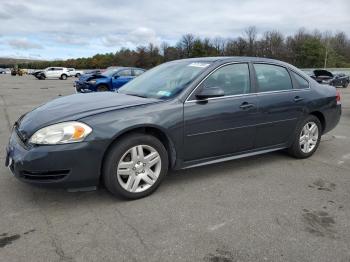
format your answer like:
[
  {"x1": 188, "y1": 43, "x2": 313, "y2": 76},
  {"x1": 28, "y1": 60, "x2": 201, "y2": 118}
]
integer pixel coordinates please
[
  {"x1": 102, "y1": 69, "x2": 119, "y2": 77},
  {"x1": 118, "y1": 61, "x2": 211, "y2": 99}
]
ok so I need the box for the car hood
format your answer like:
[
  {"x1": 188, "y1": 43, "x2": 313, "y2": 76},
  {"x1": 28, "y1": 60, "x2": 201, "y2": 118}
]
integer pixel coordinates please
[
  {"x1": 313, "y1": 70, "x2": 334, "y2": 78},
  {"x1": 17, "y1": 92, "x2": 159, "y2": 138}
]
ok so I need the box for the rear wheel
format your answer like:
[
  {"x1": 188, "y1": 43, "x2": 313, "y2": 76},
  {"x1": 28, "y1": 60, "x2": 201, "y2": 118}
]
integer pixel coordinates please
[
  {"x1": 343, "y1": 82, "x2": 349, "y2": 88},
  {"x1": 97, "y1": 85, "x2": 109, "y2": 92},
  {"x1": 103, "y1": 133, "x2": 168, "y2": 199},
  {"x1": 75, "y1": 73, "x2": 81, "y2": 77},
  {"x1": 60, "y1": 74, "x2": 67, "y2": 80},
  {"x1": 288, "y1": 115, "x2": 321, "y2": 158}
]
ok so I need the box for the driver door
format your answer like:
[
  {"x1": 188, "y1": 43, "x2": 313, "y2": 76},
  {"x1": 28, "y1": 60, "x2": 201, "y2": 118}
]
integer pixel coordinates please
[
  {"x1": 112, "y1": 69, "x2": 133, "y2": 90},
  {"x1": 183, "y1": 63, "x2": 258, "y2": 161}
]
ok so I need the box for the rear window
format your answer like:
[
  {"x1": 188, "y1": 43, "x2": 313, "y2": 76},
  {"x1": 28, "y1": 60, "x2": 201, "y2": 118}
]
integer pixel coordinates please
[{"x1": 254, "y1": 64, "x2": 293, "y2": 92}]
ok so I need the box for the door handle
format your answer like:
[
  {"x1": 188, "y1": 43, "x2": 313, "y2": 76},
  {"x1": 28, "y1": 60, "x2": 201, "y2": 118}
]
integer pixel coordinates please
[
  {"x1": 239, "y1": 102, "x2": 255, "y2": 110},
  {"x1": 294, "y1": 96, "x2": 304, "y2": 102}
]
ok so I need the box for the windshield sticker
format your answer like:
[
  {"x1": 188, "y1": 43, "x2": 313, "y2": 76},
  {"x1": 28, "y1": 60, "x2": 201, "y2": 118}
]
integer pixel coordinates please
[
  {"x1": 157, "y1": 91, "x2": 171, "y2": 97},
  {"x1": 188, "y1": 63, "x2": 210, "y2": 68}
]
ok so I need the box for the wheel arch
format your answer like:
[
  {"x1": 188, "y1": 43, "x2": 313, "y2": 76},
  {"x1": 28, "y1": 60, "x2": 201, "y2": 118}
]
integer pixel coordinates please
[
  {"x1": 100, "y1": 125, "x2": 177, "y2": 180},
  {"x1": 309, "y1": 111, "x2": 326, "y2": 133}
]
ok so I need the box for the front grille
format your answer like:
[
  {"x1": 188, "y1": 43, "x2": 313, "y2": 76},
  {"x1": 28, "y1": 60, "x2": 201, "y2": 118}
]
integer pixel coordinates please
[{"x1": 20, "y1": 170, "x2": 70, "y2": 181}]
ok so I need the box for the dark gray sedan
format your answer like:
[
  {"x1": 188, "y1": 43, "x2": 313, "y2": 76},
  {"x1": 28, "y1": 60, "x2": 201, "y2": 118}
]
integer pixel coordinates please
[{"x1": 6, "y1": 57, "x2": 341, "y2": 199}]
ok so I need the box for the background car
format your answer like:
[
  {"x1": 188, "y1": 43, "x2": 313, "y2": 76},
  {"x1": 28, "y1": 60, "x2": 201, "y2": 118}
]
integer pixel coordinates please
[
  {"x1": 0, "y1": 68, "x2": 6, "y2": 74},
  {"x1": 32, "y1": 67, "x2": 70, "y2": 80},
  {"x1": 67, "y1": 68, "x2": 84, "y2": 78},
  {"x1": 75, "y1": 67, "x2": 145, "y2": 92},
  {"x1": 310, "y1": 69, "x2": 349, "y2": 88},
  {"x1": 83, "y1": 69, "x2": 101, "y2": 75}
]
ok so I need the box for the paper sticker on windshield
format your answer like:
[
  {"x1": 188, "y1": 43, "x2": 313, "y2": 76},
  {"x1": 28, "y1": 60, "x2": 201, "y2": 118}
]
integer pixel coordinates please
[
  {"x1": 157, "y1": 91, "x2": 171, "y2": 97},
  {"x1": 188, "y1": 63, "x2": 210, "y2": 68}
]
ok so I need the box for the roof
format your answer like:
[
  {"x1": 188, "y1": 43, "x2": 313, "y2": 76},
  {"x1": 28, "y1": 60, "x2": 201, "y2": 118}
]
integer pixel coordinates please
[{"x1": 172, "y1": 56, "x2": 290, "y2": 65}]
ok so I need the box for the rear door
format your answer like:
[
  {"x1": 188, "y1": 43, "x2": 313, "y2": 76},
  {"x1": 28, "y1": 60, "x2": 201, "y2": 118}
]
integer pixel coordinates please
[
  {"x1": 253, "y1": 63, "x2": 308, "y2": 148},
  {"x1": 183, "y1": 63, "x2": 258, "y2": 161}
]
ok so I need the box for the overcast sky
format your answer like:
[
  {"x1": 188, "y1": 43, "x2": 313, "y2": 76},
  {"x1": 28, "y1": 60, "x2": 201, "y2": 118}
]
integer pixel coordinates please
[{"x1": 0, "y1": 0, "x2": 349, "y2": 60}]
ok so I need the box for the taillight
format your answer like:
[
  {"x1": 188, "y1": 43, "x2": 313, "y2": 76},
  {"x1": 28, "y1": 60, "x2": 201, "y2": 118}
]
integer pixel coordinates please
[{"x1": 336, "y1": 90, "x2": 341, "y2": 105}]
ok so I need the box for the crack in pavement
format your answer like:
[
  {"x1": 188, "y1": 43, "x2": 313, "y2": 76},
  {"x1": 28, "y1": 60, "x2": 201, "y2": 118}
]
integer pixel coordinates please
[
  {"x1": 0, "y1": 95, "x2": 12, "y2": 131},
  {"x1": 114, "y1": 207, "x2": 148, "y2": 251},
  {"x1": 32, "y1": 192, "x2": 74, "y2": 262}
]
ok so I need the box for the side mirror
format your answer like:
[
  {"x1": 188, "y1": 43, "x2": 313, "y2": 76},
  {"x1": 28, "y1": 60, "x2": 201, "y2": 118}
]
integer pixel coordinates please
[
  {"x1": 196, "y1": 87, "x2": 225, "y2": 99},
  {"x1": 113, "y1": 75, "x2": 120, "y2": 79}
]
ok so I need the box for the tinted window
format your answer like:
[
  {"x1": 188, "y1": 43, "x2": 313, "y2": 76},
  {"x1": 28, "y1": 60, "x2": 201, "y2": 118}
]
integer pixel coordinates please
[
  {"x1": 254, "y1": 64, "x2": 292, "y2": 92},
  {"x1": 291, "y1": 71, "x2": 309, "y2": 89},
  {"x1": 134, "y1": 69, "x2": 144, "y2": 76},
  {"x1": 117, "y1": 69, "x2": 132, "y2": 76},
  {"x1": 201, "y1": 63, "x2": 250, "y2": 96}
]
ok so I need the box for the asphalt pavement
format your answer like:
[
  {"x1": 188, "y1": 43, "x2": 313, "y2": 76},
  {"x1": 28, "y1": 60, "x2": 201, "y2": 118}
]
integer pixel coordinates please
[{"x1": 0, "y1": 74, "x2": 350, "y2": 262}]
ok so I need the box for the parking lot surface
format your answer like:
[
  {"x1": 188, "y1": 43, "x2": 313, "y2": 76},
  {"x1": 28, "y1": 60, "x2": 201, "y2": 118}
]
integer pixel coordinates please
[{"x1": 0, "y1": 74, "x2": 350, "y2": 262}]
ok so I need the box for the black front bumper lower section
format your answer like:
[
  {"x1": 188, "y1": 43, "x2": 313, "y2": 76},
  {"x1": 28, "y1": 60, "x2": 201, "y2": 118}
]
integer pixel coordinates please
[{"x1": 5, "y1": 130, "x2": 103, "y2": 188}]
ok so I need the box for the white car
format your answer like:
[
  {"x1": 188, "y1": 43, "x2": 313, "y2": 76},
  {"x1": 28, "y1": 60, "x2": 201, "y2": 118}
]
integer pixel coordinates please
[
  {"x1": 33, "y1": 67, "x2": 70, "y2": 80},
  {"x1": 67, "y1": 68, "x2": 84, "y2": 77}
]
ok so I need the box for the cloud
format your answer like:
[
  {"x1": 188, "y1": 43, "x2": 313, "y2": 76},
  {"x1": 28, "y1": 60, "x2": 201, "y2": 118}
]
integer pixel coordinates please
[
  {"x1": 0, "y1": 0, "x2": 349, "y2": 59},
  {"x1": 8, "y1": 38, "x2": 43, "y2": 50},
  {"x1": 102, "y1": 27, "x2": 160, "y2": 47},
  {"x1": 54, "y1": 34, "x2": 89, "y2": 46}
]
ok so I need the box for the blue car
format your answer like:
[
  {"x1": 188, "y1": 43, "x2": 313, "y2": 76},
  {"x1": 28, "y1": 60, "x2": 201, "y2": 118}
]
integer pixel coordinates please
[{"x1": 75, "y1": 67, "x2": 145, "y2": 93}]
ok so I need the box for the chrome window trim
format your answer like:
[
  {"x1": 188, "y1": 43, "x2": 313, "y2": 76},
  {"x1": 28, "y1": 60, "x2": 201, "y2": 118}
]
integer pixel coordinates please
[{"x1": 185, "y1": 61, "x2": 311, "y2": 103}]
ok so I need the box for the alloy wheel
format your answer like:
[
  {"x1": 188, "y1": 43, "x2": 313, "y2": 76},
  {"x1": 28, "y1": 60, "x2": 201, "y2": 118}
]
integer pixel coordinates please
[
  {"x1": 299, "y1": 122, "x2": 319, "y2": 153},
  {"x1": 117, "y1": 145, "x2": 161, "y2": 193}
]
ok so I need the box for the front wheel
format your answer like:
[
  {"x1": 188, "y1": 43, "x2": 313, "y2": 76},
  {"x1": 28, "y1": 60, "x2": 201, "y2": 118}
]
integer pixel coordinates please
[
  {"x1": 103, "y1": 133, "x2": 168, "y2": 199},
  {"x1": 60, "y1": 74, "x2": 67, "y2": 80},
  {"x1": 96, "y1": 85, "x2": 109, "y2": 92},
  {"x1": 288, "y1": 115, "x2": 322, "y2": 158}
]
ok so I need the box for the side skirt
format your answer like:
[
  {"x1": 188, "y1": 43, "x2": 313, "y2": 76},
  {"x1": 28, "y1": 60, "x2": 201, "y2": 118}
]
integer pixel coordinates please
[{"x1": 181, "y1": 146, "x2": 286, "y2": 170}]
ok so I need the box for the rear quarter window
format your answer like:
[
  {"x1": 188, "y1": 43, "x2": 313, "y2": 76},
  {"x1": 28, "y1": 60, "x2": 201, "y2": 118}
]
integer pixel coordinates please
[{"x1": 291, "y1": 71, "x2": 309, "y2": 89}]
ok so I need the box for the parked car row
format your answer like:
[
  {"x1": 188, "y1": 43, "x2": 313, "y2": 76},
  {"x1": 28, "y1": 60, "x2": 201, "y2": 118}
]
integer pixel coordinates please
[{"x1": 6, "y1": 57, "x2": 341, "y2": 199}]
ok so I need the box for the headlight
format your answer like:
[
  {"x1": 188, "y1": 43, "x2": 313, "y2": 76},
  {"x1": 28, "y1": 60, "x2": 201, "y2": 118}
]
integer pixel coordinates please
[
  {"x1": 29, "y1": 121, "x2": 92, "y2": 145},
  {"x1": 88, "y1": 80, "x2": 96, "y2": 84}
]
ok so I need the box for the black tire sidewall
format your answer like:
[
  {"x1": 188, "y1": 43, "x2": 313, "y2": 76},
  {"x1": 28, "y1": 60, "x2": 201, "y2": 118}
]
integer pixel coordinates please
[
  {"x1": 103, "y1": 133, "x2": 168, "y2": 199},
  {"x1": 97, "y1": 85, "x2": 108, "y2": 92},
  {"x1": 289, "y1": 115, "x2": 322, "y2": 158}
]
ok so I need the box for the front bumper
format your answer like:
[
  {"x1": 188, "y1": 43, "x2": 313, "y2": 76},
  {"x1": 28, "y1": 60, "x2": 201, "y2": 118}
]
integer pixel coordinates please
[
  {"x1": 75, "y1": 81, "x2": 94, "y2": 93},
  {"x1": 5, "y1": 130, "x2": 103, "y2": 188}
]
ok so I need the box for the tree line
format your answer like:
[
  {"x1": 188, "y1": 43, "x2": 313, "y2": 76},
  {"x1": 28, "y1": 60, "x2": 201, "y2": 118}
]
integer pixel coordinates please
[{"x1": 11, "y1": 27, "x2": 350, "y2": 70}]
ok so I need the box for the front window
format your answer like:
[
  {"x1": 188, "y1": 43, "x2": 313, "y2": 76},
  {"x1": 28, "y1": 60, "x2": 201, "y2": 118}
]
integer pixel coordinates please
[
  {"x1": 201, "y1": 63, "x2": 250, "y2": 96},
  {"x1": 118, "y1": 61, "x2": 211, "y2": 99},
  {"x1": 102, "y1": 69, "x2": 120, "y2": 77}
]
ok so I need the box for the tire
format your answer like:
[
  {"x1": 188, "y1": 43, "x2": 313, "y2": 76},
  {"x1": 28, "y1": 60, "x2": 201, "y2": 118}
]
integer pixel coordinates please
[
  {"x1": 75, "y1": 73, "x2": 81, "y2": 78},
  {"x1": 343, "y1": 82, "x2": 349, "y2": 88},
  {"x1": 103, "y1": 133, "x2": 168, "y2": 199},
  {"x1": 60, "y1": 74, "x2": 67, "y2": 80},
  {"x1": 97, "y1": 85, "x2": 109, "y2": 92},
  {"x1": 288, "y1": 115, "x2": 322, "y2": 159}
]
